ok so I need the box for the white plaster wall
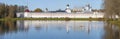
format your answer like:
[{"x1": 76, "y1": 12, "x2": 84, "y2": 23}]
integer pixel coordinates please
[
  {"x1": 16, "y1": 12, "x2": 24, "y2": 18},
  {"x1": 16, "y1": 12, "x2": 104, "y2": 18}
]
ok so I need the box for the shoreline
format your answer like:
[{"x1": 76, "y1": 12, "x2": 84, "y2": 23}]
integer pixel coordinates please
[
  {"x1": 0, "y1": 18, "x2": 104, "y2": 21},
  {"x1": 0, "y1": 18, "x2": 120, "y2": 26}
]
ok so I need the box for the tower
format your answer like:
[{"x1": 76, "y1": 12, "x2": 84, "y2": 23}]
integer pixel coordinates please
[
  {"x1": 45, "y1": 8, "x2": 48, "y2": 12},
  {"x1": 65, "y1": 4, "x2": 71, "y2": 13},
  {"x1": 66, "y1": 4, "x2": 70, "y2": 9},
  {"x1": 84, "y1": 4, "x2": 92, "y2": 13},
  {"x1": 24, "y1": 7, "x2": 29, "y2": 17},
  {"x1": 85, "y1": 4, "x2": 92, "y2": 12}
]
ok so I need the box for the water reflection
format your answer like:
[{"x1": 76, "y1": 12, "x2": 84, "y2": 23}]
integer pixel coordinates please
[
  {"x1": 103, "y1": 22, "x2": 120, "y2": 39},
  {"x1": 0, "y1": 20, "x2": 119, "y2": 39},
  {"x1": 0, "y1": 21, "x2": 17, "y2": 39},
  {"x1": 17, "y1": 20, "x2": 102, "y2": 33}
]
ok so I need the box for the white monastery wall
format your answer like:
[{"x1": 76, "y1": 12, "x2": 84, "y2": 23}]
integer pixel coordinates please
[{"x1": 16, "y1": 12, "x2": 104, "y2": 18}]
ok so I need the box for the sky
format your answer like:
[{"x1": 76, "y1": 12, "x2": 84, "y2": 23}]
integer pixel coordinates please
[{"x1": 0, "y1": 0, "x2": 103, "y2": 11}]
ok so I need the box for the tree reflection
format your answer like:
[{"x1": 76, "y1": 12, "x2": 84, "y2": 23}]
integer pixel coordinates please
[
  {"x1": 0, "y1": 20, "x2": 17, "y2": 37},
  {"x1": 103, "y1": 22, "x2": 120, "y2": 39}
]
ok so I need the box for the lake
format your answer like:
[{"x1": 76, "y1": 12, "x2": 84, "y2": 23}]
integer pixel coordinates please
[{"x1": 0, "y1": 20, "x2": 119, "y2": 39}]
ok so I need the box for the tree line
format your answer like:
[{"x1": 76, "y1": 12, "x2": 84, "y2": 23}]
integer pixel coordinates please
[
  {"x1": 0, "y1": 2, "x2": 44, "y2": 18},
  {"x1": 0, "y1": 3, "x2": 27, "y2": 18}
]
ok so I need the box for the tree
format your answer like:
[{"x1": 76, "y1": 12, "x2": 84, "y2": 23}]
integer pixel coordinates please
[
  {"x1": 7, "y1": 5, "x2": 14, "y2": 18},
  {"x1": 0, "y1": 3, "x2": 5, "y2": 18},
  {"x1": 0, "y1": 3, "x2": 27, "y2": 18},
  {"x1": 104, "y1": 0, "x2": 120, "y2": 20},
  {"x1": 34, "y1": 8, "x2": 43, "y2": 12}
]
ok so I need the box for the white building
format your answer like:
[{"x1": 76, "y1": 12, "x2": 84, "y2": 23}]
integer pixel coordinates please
[
  {"x1": 72, "y1": 4, "x2": 92, "y2": 13},
  {"x1": 16, "y1": 4, "x2": 105, "y2": 18},
  {"x1": 16, "y1": 12, "x2": 104, "y2": 18},
  {"x1": 72, "y1": 7, "x2": 84, "y2": 12}
]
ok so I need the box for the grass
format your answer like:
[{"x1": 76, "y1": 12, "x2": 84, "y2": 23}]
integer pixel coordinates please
[
  {"x1": 109, "y1": 20, "x2": 120, "y2": 26},
  {"x1": 106, "y1": 18, "x2": 120, "y2": 26}
]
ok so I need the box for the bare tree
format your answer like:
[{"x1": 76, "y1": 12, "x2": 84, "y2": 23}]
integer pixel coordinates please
[{"x1": 104, "y1": 0, "x2": 120, "y2": 20}]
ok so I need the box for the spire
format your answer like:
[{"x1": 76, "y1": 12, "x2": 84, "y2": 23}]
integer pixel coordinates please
[
  {"x1": 45, "y1": 8, "x2": 48, "y2": 12},
  {"x1": 67, "y1": 4, "x2": 69, "y2": 7}
]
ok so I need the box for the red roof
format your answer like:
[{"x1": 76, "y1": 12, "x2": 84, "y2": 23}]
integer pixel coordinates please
[{"x1": 25, "y1": 9, "x2": 30, "y2": 12}]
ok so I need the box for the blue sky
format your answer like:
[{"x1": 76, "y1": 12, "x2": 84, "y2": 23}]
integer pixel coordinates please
[{"x1": 0, "y1": 0, "x2": 103, "y2": 11}]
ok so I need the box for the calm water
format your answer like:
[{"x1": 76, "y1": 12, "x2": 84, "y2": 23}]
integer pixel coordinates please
[{"x1": 0, "y1": 20, "x2": 119, "y2": 39}]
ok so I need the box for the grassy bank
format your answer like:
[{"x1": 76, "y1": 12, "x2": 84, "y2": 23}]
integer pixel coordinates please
[
  {"x1": 107, "y1": 18, "x2": 120, "y2": 26},
  {"x1": 109, "y1": 20, "x2": 120, "y2": 26},
  {"x1": 0, "y1": 18, "x2": 104, "y2": 21},
  {"x1": 0, "y1": 18, "x2": 120, "y2": 26}
]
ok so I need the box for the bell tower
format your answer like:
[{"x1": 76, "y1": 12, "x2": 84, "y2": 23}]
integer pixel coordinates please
[
  {"x1": 84, "y1": 4, "x2": 92, "y2": 12},
  {"x1": 65, "y1": 4, "x2": 71, "y2": 13}
]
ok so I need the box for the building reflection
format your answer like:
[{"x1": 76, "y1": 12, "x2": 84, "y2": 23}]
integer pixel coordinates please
[
  {"x1": 16, "y1": 20, "x2": 97, "y2": 34},
  {"x1": 0, "y1": 20, "x2": 109, "y2": 39},
  {"x1": 17, "y1": 20, "x2": 29, "y2": 32},
  {"x1": 0, "y1": 20, "x2": 120, "y2": 39}
]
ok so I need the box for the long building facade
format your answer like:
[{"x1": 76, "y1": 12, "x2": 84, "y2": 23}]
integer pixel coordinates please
[{"x1": 16, "y1": 12, "x2": 104, "y2": 18}]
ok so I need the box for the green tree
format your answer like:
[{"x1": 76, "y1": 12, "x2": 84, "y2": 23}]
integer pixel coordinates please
[
  {"x1": 0, "y1": 3, "x2": 5, "y2": 18},
  {"x1": 0, "y1": 3, "x2": 28, "y2": 18},
  {"x1": 7, "y1": 5, "x2": 16, "y2": 18},
  {"x1": 34, "y1": 8, "x2": 43, "y2": 12}
]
